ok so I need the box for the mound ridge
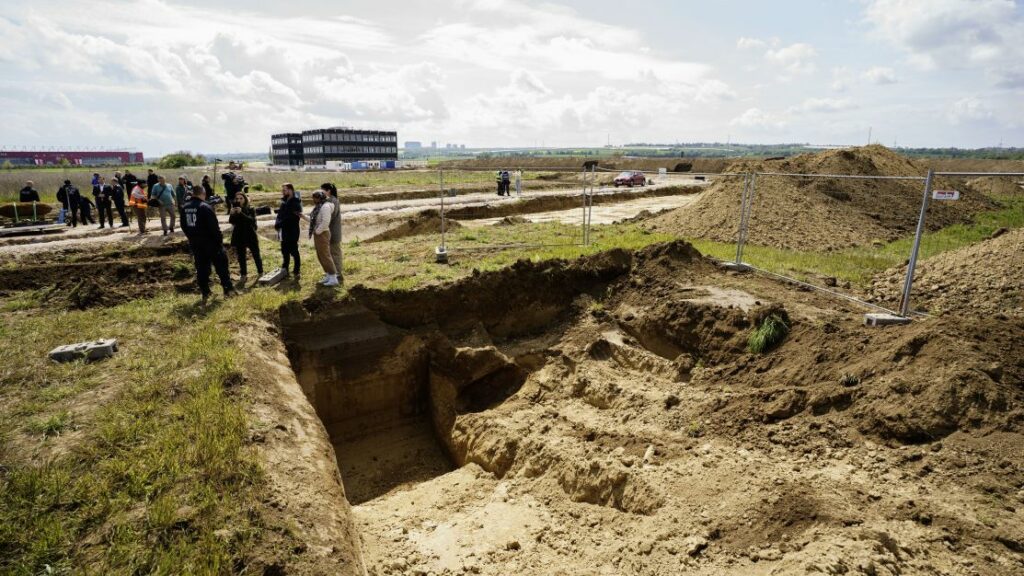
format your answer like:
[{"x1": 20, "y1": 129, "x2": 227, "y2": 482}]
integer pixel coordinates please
[{"x1": 648, "y1": 145, "x2": 993, "y2": 251}]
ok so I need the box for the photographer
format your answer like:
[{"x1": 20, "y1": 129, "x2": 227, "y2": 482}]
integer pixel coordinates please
[
  {"x1": 228, "y1": 190, "x2": 263, "y2": 281},
  {"x1": 149, "y1": 175, "x2": 176, "y2": 235},
  {"x1": 222, "y1": 172, "x2": 246, "y2": 208},
  {"x1": 56, "y1": 180, "x2": 81, "y2": 227}
]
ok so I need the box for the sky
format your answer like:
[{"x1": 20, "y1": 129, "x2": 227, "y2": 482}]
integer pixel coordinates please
[{"x1": 1, "y1": 0, "x2": 1022, "y2": 156}]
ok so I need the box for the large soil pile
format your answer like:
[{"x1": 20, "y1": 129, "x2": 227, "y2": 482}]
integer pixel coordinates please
[
  {"x1": 365, "y1": 210, "x2": 462, "y2": 243},
  {"x1": 869, "y1": 227, "x2": 1024, "y2": 317},
  {"x1": 648, "y1": 145, "x2": 993, "y2": 251}
]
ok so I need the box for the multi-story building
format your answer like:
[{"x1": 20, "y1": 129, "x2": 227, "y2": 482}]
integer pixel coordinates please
[
  {"x1": 270, "y1": 133, "x2": 304, "y2": 166},
  {"x1": 299, "y1": 128, "x2": 398, "y2": 166},
  {"x1": 0, "y1": 150, "x2": 144, "y2": 166},
  {"x1": 271, "y1": 127, "x2": 398, "y2": 166}
]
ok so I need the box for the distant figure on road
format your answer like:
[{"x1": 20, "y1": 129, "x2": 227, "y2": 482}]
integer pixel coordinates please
[
  {"x1": 149, "y1": 175, "x2": 177, "y2": 235},
  {"x1": 128, "y1": 181, "x2": 149, "y2": 234},
  {"x1": 181, "y1": 185, "x2": 235, "y2": 304},
  {"x1": 321, "y1": 182, "x2": 343, "y2": 284},
  {"x1": 56, "y1": 180, "x2": 81, "y2": 227},
  {"x1": 19, "y1": 181, "x2": 40, "y2": 203},
  {"x1": 515, "y1": 169, "x2": 522, "y2": 197},
  {"x1": 500, "y1": 170, "x2": 511, "y2": 196},
  {"x1": 228, "y1": 191, "x2": 263, "y2": 281},
  {"x1": 275, "y1": 183, "x2": 302, "y2": 278},
  {"x1": 93, "y1": 176, "x2": 114, "y2": 229},
  {"x1": 110, "y1": 173, "x2": 129, "y2": 227},
  {"x1": 301, "y1": 190, "x2": 338, "y2": 287}
]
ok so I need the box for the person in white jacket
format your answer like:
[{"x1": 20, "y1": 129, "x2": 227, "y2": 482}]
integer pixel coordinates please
[{"x1": 300, "y1": 190, "x2": 338, "y2": 286}]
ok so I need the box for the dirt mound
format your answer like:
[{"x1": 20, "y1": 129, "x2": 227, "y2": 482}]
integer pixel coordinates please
[
  {"x1": 868, "y1": 227, "x2": 1024, "y2": 317},
  {"x1": 648, "y1": 145, "x2": 994, "y2": 251},
  {"x1": 493, "y1": 215, "x2": 530, "y2": 226},
  {"x1": 0, "y1": 241, "x2": 200, "y2": 310},
  {"x1": 965, "y1": 176, "x2": 1024, "y2": 197},
  {"x1": 365, "y1": 210, "x2": 462, "y2": 243},
  {"x1": 440, "y1": 156, "x2": 731, "y2": 173}
]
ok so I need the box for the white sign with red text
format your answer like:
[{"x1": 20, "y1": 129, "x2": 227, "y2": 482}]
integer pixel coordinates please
[{"x1": 932, "y1": 189, "x2": 960, "y2": 201}]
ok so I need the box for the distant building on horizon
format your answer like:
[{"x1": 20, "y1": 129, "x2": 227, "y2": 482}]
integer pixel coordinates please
[
  {"x1": 271, "y1": 127, "x2": 397, "y2": 167},
  {"x1": 0, "y1": 149, "x2": 144, "y2": 166},
  {"x1": 404, "y1": 141, "x2": 422, "y2": 149}
]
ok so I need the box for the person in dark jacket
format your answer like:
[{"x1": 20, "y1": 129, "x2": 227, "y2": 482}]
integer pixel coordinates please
[
  {"x1": 78, "y1": 194, "x2": 96, "y2": 225},
  {"x1": 93, "y1": 176, "x2": 114, "y2": 228},
  {"x1": 274, "y1": 183, "x2": 302, "y2": 277},
  {"x1": 228, "y1": 191, "x2": 263, "y2": 280},
  {"x1": 56, "y1": 180, "x2": 81, "y2": 226},
  {"x1": 181, "y1": 185, "x2": 235, "y2": 303},
  {"x1": 19, "y1": 181, "x2": 40, "y2": 203},
  {"x1": 110, "y1": 174, "x2": 129, "y2": 227},
  {"x1": 146, "y1": 169, "x2": 159, "y2": 192},
  {"x1": 175, "y1": 175, "x2": 189, "y2": 208}
]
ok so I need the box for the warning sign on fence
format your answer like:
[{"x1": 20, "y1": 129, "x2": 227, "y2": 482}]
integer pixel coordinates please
[{"x1": 932, "y1": 189, "x2": 960, "y2": 201}]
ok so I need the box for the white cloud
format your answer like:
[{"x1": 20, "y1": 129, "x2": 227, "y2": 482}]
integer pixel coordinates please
[
  {"x1": 737, "y1": 37, "x2": 768, "y2": 50},
  {"x1": 729, "y1": 108, "x2": 787, "y2": 130},
  {"x1": 764, "y1": 42, "x2": 817, "y2": 75},
  {"x1": 947, "y1": 97, "x2": 994, "y2": 124},
  {"x1": 790, "y1": 98, "x2": 858, "y2": 113},
  {"x1": 862, "y1": 66, "x2": 898, "y2": 85},
  {"x1": 864, "y1": 0, "x2": 1024, "y2": 88}
]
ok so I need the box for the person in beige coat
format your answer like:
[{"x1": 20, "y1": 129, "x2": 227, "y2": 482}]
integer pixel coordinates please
[{"x1": 300, "y1": 190, "x2": 338, "y2": 287}]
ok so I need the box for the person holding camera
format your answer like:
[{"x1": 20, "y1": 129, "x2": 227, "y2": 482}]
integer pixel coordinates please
[
  {"x1": 228, "y1": 191, "x2": 263, "y2": 281},
  {"x1": 149, "y1": 175, "x2": 176, "y2": 235},
  {"x1": 181, "y1": 185, "x2": 235, "y2": 303},
  {"x1": 111, "y1": 171, "x2": 129, "y2": 227},
  {"x1": 274, "y1": 183, "x2": 302, "y2": 278}
]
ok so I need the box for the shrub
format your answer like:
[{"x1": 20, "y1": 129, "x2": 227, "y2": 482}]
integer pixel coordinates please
[
  {"x1": 748, "y1": 313, "x2": 789, "y2": 354},
  {"x1": 158, "y1": 151, "x2": 206, "y2": 169}
]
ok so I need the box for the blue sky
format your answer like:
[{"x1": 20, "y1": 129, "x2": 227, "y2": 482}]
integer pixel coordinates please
[{"x1": 0, "y1": 0, "x2": 1021, "y2": 155}]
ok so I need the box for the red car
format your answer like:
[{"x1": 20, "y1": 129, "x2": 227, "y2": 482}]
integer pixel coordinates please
[{"x1": 614, "y1": 171, "x2": 647, "y2": 187}]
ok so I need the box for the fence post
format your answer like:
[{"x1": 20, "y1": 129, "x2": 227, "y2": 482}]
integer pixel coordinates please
[
  {"x1": 898, "y1": 168, "x2": 934, "y2": 316},
  {"x1": 736, "y1": 172, "x2": 756, "y2": 265}
]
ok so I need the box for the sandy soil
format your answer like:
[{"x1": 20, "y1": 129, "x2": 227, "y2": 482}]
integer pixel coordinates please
[{"x1": 280, "y1": 242, "x2": 1024, "y2": 576}]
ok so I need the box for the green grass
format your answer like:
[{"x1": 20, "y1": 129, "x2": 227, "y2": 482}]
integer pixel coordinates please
[
  {"x1": 748, "y1": 314, "x2": 789, "y2": 354},
  {"x1": 690, "y1": 194, "x2": 1024, "y2": 288}
]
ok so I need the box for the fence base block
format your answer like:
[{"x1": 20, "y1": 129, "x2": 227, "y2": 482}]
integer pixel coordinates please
[
  {"x1": 720, "y1": 261, "x2": 751, "y2": 272},
  {"x1": 864, "y1": 313, "x2": 911, "y2": 327}
]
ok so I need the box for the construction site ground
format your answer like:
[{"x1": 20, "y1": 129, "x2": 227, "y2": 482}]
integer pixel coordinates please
[{"x1": 1, "y1": 149, "x2": 1022, "y2": 575}]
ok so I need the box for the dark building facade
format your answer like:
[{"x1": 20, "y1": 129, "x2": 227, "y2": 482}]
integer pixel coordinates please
[
  {"x1": 270, "y1": 133, "x2": 304, "y2": 166},
  {"x1": 271, "y1": 128, "x2": 397, "y2": 166},
  {"x1": 0, "y1": 150, "x2": 144, "y2": 166}
]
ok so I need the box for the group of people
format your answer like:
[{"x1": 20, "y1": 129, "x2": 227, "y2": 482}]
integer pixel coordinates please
[
  {"x1": 181, "y1": 180, "x2": 344, "y2": 303},
  {"x1": 495, "y1": 169, "x2": 522, "y2": 197}
]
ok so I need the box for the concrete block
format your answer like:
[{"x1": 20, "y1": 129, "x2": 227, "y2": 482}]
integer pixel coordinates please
[
  {"x1": 258, "y1": 267, "x2": 288, "y2": 286},
  {"x1": 435, "y1": 246, "x2": 449, "y2": 264},
  {"x1": 49, "y1": 339, "x2": 118, "y2": 363},
  {"x1": 864, "y1": 313, "x2": 911, "y2": 327},
  {"x1": 720, "y1": 261, "x2": 751, "y2": 272}
]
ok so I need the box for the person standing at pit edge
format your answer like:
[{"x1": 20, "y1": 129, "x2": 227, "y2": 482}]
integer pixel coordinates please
[
  {"x1": 274, "y1": 183, "x2": 302, "y2": 278},
  {"x1": 128, "y1": 180, "x2": 149, "y2": 234},
  {"x1": 321, "y1": 182, "x2": 343, "y2": 283},
  {"x1": 111, "y1": 171, "x2": 129, "y2": 227},
  {"x1": 19, "y1": 181, "x2": 40, "y2": 203},
  {"x1": 93, "y1": 176, "x2": 114, "y2": 229},
  {"x1": 301, "y1": 190, "x2": 337, "y2": 286},
  {"x1": 228, "y1": 191, "x2": 263, "y2": 282},
  {"x1": 181, "y1": 185, "x2": 235, "y2": 304},
  {"x1": 149, "y1": 175, "x2": 176, "y2": 235}
]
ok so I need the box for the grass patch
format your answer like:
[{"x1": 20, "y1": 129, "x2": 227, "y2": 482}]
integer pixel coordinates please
[
  {"x1": 748, "y1": 314, "x2": 789, "y2": 354},
  {"x1": 690, "y1": 193, "x2": 1024, "y2": 288}
]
